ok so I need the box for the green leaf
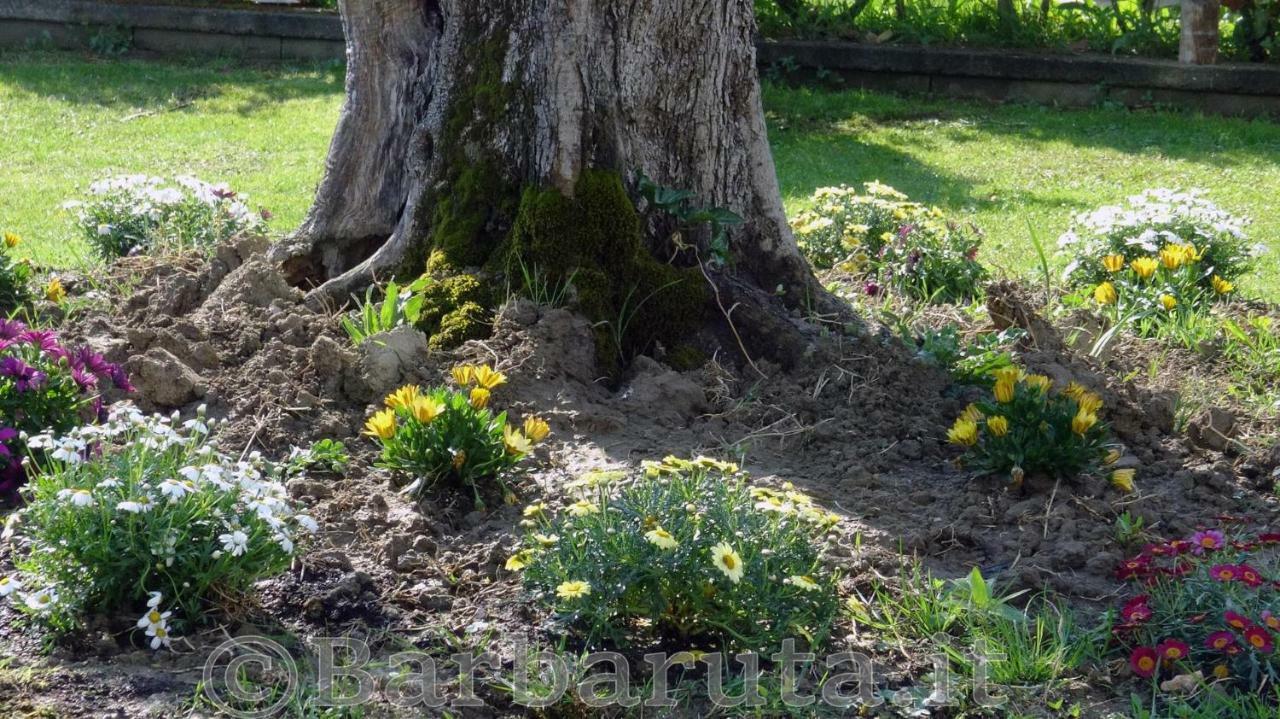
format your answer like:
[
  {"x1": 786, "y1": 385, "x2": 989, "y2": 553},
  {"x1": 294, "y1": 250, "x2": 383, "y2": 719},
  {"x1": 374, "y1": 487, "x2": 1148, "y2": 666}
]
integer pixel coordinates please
[{"x1": 968, "y1": 566, "x2": 990, "y2": 608}]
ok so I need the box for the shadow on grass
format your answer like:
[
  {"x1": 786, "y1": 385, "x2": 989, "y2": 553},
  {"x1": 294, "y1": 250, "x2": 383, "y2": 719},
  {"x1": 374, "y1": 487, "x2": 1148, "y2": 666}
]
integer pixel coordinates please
[{"x1": 0, "y1": 50, "x2": 344, "y2": 116}]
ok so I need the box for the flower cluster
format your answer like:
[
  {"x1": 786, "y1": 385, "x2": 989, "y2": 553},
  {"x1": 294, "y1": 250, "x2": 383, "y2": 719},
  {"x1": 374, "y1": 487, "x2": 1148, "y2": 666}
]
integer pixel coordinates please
[
  {"x1": 2, "y1": 404, "x2": 315, "y2": 634},
  {"x1": 513, "y1": 457, "x2": 841, "y2": 654},
  {"x1": 0, "y1": 231, "x2": 33, "y2": 314},
  {"x1": 947, "y1": 369, "x2": 1121, "y2": 486},
  {"x1": 1, "y1": 318, "x2": 132, "y2": 494},
  {"x1": 790, "y1": 182, "x2": 987, "y2": 302},
  {"x1": 66, "y1": 174, "x2": 264, "y2": 259},
  {"x1": 364, "y1": 364, "x2": 549, "y2": 508},
  {"x1": 1058, "y1": 189, "x2": 1259, "y2": 319},
  {"x1": 1111, "y1": 523, "x2": 1280, "y2": 694}
]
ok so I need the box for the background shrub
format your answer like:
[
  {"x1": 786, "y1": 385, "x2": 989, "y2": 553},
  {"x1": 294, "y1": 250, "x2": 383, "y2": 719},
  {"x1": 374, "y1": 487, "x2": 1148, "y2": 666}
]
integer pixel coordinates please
[
  {"x1": 791, "y1": 182, "x2": 987, "y2": 302},
  {"x1": 3, "y1": 405, "x2": 316, "y2": 634},
  {"x1": 514, "y1": 457, "x2": 842, "y2": 654},
  {"x1": 67, "y1": 174, "x2": 263, "y2": 259}
]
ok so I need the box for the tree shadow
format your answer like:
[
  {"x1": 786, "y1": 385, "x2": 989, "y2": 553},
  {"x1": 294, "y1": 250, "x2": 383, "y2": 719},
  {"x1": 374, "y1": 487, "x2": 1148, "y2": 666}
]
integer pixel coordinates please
[{"x1": 0, "y1": 50, "x2": 343, "y2": 117}]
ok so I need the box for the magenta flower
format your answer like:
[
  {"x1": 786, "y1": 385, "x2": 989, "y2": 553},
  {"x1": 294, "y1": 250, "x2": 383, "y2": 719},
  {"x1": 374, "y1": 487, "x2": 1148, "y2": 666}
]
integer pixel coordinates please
[{"x1": 1190, "y1": 530, "x2": 1225, "y2": 554}]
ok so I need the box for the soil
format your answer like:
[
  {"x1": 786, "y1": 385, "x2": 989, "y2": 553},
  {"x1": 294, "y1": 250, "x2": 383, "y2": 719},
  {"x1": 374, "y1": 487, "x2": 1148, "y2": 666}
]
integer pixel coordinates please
[{"x1": 2, "y1": 247, "x2": 1277, "y2": 717}]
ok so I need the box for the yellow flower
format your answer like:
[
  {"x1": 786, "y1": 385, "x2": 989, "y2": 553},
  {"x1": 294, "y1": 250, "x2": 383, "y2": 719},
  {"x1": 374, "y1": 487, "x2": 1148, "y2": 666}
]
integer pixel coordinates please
[
  {"x1": 987, "y1": 415, "x2": 1009, "y2": 437},
  {"x1": 472, "y1": 365, "x2": 507, "y2": 390},
  {"x1": 384, "y1": 385, "x2": 420, "y2": 410},
  {"x1": 1110, "y1": 468, "x2": 1136, "y2": 493},
  {"x1": 555, "y1": 580, "x2": 591, "y2": 599},
  {"x1": 1063, "y1": 381, "x2": 1088, "y2": 400},
  {"x1": 711, "y1": 542, "x2": 744, "y2": 583},
  {"x1": 1104, "y1": 448, "x2": 1122, "y2": 465},
  {"x1": 409, "y1": 396, "x2": 445, "y2": 424},
  {"x1": 1093, "y1": 281, "x2": 1117, "y2": 305},
  {"x1": 45, "y1": 277, "x2": 66, "y2": 303},
  {"x1": 1212, "y1": 275, "x2": 1234, "y2": 295},
  {"x1": 1159, "y1": 245, "x2": 1185, "y2": 270},
  {"x1": 992, "y1": 367, "x2": 1024, "y2": 385},
  {"x1": 522, "y1": 503, "x2": 547, "y2": 518},
  {"x1": 1102, "y1": 254, "x2": 1125, "y2": 273},
  {"x1": 1071, "y1": 410, "x2": 1097, "y2": 436},
  {"x1": 469, "y1": 387, "x2": 491, "y2": 410},
  {"x1": 362, "y1": 409, "x2": 397, "y2": 440},
  {"x1": 645, "y1": 527, "x2": 679, "y2": 550},
  {"x1": 1212, "y1": 664, "x2": 1230, "y2": 680},
  {"x1": 1131, "y1": 257, "x2": 1159, "y2": 280},
  {"x1": 947, "y1": 418, "x2": 979, "y2": 446},
  {"x1": 1024, "y1": 374, "x2": 1052, "y2": 393},
  {"x1": 1159, "y1": 294, "x2": 1177, "y2": 311},
  {"x1": 788, "y1": 575, "x2": 820, "y2": 591},
  {"x1": 451, "y1": 364, "x2": 475, "y2": 386},
  {"x1": 993, "y1": 379, "x2": 1015, "y2": 404},
  {"x1": 1077, "y1": 392, "x2": 1103, "y2": 415},
  {"x1": 503, "y1": 426, "x2": 532, "y2": 455},
  {"x1": 960, "y1": 403, "x2": 984, "y2": 422},
  {"x1": 522, "y1": 417, "x2": 551, "y2": 443},
  {"x1": 533, "y1": 533, "x2": 559, "y2": 547},
  {"x1": 505, "y1": 550, "x2": 534, "y2": 571},
  {"x1": 3, "y1": 232, "x2": 19, "y2": 249},
  {"x1": 566, "y1": 499, "x2": 598, "y2": 517}
]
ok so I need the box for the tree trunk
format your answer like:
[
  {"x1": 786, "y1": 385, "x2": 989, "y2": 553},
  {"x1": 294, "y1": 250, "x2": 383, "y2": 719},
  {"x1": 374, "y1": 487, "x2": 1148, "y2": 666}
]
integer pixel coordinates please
[
  {"x1": 1179, "y1": 0, "x2": 1220, "y2": 64},
  {"x1": 272, "y1": 0, "x2": 826, "y2": 367}
]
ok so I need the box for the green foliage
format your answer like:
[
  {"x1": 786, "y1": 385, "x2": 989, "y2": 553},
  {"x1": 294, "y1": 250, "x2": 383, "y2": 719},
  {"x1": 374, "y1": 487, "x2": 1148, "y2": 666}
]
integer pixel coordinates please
[
  {"x1": 0, "y1": 232, "x2": 33, "y2": 315},
  {"x1": 363, "y1": 366, "x2": 548, "y2": 509},
  {"x1": 286, "y1": 439, "x2": 349, "y2": 476},
  {"x1": 69, "y1": 175, "x2": 264, "y2": 259},
  {"x1": 1219, "y1": 315, "x2": 1280, "y2": 407},
  {"x1": 636, "y1": 172, "x2": 744, "y2": 267},
  {"x1": 913, "y1": 325, "x2": 1024, "y2": 387},
  {"x1": 790, "y1": 182, "x2": 987, "y2": 303},
  {"x1": 514, "y1": 457, "x2": 841, "y2": 654},
  {"x1": 340, "y1": 278, "x2": 426, "y2": 346},
  {"x1": 948, "y1": 369, "x2": 1113, "y2": 481},
  {"x1": 6, "y1": 405, "x2": 314, "y2": 635},
  {"x1": 411, "y1": 271, "x2": 493, "y2": 351}
]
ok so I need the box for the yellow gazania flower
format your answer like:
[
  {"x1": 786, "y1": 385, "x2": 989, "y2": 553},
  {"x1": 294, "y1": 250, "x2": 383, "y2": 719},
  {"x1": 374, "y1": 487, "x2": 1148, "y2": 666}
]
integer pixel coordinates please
[
  {"x1": 409, "y1": 396, "x2": 446, "y2": 424},
  {"x1": 362, "y1": 409, "x2": 397, "y2": 440},
  {"x1": 522, "y1": 416, "x2": 551, "y2": 443},
  {"x1": 1159, "y1": 294, "x2": 1177, "y2": 311},
  {"x1": 960, "y1": 403, "x2": 984, "y2": 422},
  {"x1": 1071, "y1": 410, "x2": 1097, "y2": 436},
  {"x1": 1110, "y1": 468, "x2": 1136, "y2": 493},
  {"x1": 711, "y1": 542, "x2": 744, "y2": 583},
  {"x1": 522, "y1": 502, "x2": 547, "y2": 518},
  {"x1": 384, "y1": 384, "x2": 420, "y2": 410},
  {"x1": 993, "y1": 379, "x2": 1015, "y2": 404},
  {"x1": 1024, "y1": 374, "x2": 1052, "y2": 393},
  {"x1": 533, "y1": 533, "x2": 559, "y2": 547},
  {"x1": 3, "y1": 232, "x2": 19, "y2": 249},
  {"x1": 505, "y1": 550, "x2": 535, "y2": 571},
  {"x1": 566, "y1": 499, "x2": 598, "y2": 517},
  {"x1": 1093, "y1": 281, "x2": 1117, "y2": 306},
  {"x1": 451, "y1": 364, "x2": 475, "y2": 386},
  {"x1": 986, "y1": 415, "x2": 1009, "y2": 437},
  {"x1": 1102, "y1": 254, "x2": 1125, "y2": 273},
  {"x1": 788, "y1": 575, "x2": 820, "y2": 591},
  {"x1": 1063, "y1": 381, "x2": 1087, "y2": 400},
  {"x1": 1130, "y1": 257, "x2": 1159, "y2": 280},
  {"x1": 1104, "y1": 448, "x2": 1122, "y2": 465},
  {"x1": 947, "y1": 418, "x2": 979, "y2": 446},
  {"x1": 1159, "y1": 245, "x2": 1185, "y2": 270},
  {"x1": 1212, "y1": 275, "x2": 1234, "y2": 295},
  {"x1": 555, "y1": 580, "x2": 591, "y2": 600},
  {"x1": 45, "y1": 277, "x2": 66, "y2": 303},
  {"x1": 992, "y1": 367, "x2": 1024, "y2": 385},
  {"x1": 472, "y1": 365, "x2": 507, "y2": 390},
  {"x1": 644, "y1": 527, "x2": 679, "y2": 550},
  {"x1": 503, "y1": 426, "x2": 532, "y2": 455},
  {"x1": 1077, "y1": 392, "x2": 1103, "y2": 415},
  {"x1": 469, "y1": 387, "x2": 491, "y2": 410}
]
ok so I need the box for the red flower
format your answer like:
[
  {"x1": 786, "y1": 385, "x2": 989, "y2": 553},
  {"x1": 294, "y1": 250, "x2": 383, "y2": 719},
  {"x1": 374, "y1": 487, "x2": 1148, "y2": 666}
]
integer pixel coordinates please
[
  {"x1": 1121, "y1": 596, "x2": 1153, "y2": 623},
  {"x1": 1259, "y1": 532, "x2": 1280, "y2": 544},
  {"x1": 1238, "y1": 565, "x2": 1265, "y2": 587},
  {"x1": 1143, "y1": 543, "x2": 1170, "y2": 556},
  {"x1": 1210, "y1": 564, "x2": 1242, "y2": 583},
  {"x1": 1117, "y1": 555, "x2": 1151, "y2": 580},
  {"x1": 1244, "y1": 625, "x2": 1275, "y2": 653},
  {"x1": 1262, "y1": 611, "x2": 1280, "y2": 631},
  {"x1": 1225, "y1": 610, "x2": 1253, "y2": 631},
  {"x1": 1157, "y1": 638, "x2": 1190, "y2": 662},
  {"x1": 1129, "y1": 646, "x2": 1159, "y2": 678},
  {"x1": 1231, "y1": 541, "x2": 1258, "y2": 552},
  {"x1": 1167, "y1": 539, "x2": 1192, "y2": 555},
  {"x1": 1206, "y1": 631, "x2": 1237, "y2": 652}
]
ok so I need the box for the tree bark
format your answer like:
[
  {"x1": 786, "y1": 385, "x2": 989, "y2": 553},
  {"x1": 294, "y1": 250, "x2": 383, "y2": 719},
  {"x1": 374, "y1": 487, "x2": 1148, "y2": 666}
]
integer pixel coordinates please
[
  {"x1": 1179, "y1": 0, "x2": 1220, "y2": 65},
  {"x1": 273, "y1": 0, "x2": 825, "y2": 365}
]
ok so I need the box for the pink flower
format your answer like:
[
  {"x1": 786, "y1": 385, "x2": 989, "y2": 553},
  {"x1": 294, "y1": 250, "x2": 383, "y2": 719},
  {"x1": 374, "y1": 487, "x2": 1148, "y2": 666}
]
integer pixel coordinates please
[
  {"x1": 1190, "y1": 530, "x2": 1225, "y2": 554},
  {"x1": 1209, "y1": 564, "x2": 1242, "y2": 583},
  {"x1": 1121, "y1": 596, "x2": 1152, "y2": 623},
  {"x1": 1244, "y1": 626, "x2": 1275, "y2": 653},
  {"x1": 1206, "y1": 631, "x2": 1237, "y2": 652},
  {"x1": 1129, "y1": 646, "x2": 1158, "y2": 678},
  {"x1": 1224, "y1": 610, "x2": 1253, "y2": 631},
  {"x1": 1157, "y1": 639, "x2": 1190, "y2": 662}
]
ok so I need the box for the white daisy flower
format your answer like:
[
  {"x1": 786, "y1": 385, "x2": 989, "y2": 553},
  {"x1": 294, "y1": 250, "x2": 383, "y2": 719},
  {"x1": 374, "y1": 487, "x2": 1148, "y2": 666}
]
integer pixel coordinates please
[
  {"x1": 0, "y1": 575, "x2": 23, "y2": 597},
  {"x1": 219, "y1": 530, "x2": 249, "y2": 557},
  {"x1": 24, "y1": 587, "x2": 59, "y2": 612}
]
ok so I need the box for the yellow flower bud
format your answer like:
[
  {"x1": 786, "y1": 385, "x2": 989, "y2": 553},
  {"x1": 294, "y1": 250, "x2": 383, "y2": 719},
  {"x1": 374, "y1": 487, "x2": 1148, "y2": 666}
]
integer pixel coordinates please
[
  {"x1": 1101, "y1": 254, "x2": 1125, "y2": 273},
  {"x1": 469, "y1": 387, "x2": 491, "y2": 409},
  {"x1": 986, "y1": 415, "x2": 1009, "y2": 437},
  {"x1": 993, "y1": 379, "x2": 1015, "y2": 403}
]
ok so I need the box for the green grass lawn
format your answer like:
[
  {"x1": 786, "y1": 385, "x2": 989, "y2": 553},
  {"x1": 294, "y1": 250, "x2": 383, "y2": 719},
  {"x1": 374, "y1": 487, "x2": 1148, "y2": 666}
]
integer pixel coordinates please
[{"x1": 3, "y1": 51, "x2": 1279, "y2": 299}]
